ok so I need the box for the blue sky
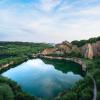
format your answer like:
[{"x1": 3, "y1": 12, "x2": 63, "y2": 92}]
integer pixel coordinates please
[{"x1": 0, "y1": 0, "x2": 100, "y2": 43}]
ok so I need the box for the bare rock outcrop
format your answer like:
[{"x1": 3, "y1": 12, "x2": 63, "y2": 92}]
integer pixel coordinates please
[
  {"x1": 42, "y1": 41, "x2": 80, "y2": 56},
  {"x1": 41, "y1": 40, "x2": 100, "y2": 59},
  {"x1": 81, "y1": 41, "x2": 100, "y2": 59},
  {"x1": 55, "y1": 41, "x2": 72, "y2": 53},
  {"x1": 41, "y1": 48, "x2": 56, "y2": 55},
  {"x1": 92, "y1": 41, "x2": 100, "y2": 56},
  {"x1": 81, "y1": 43, "x2": 93, "y2": 59}
]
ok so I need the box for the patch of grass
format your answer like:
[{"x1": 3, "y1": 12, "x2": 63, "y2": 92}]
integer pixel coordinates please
[{"x1": 0, "y1": 83, "x2": 14, "y2": 100}]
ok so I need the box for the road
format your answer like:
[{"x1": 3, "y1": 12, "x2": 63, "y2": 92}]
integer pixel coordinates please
[
  {"x1": 87, "y1": 73, "x2": 97, "y2": 100},
  {"x1": 93, "y1": 78, "x2": 97, "y2": 100}
]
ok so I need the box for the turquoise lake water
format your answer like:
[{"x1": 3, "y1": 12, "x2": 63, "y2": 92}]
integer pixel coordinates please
[{"x1": 2, "y1": 59, "x2": 83, "y2": 98}]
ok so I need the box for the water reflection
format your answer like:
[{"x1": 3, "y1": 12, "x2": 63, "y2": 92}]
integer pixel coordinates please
[
  {"x1": 2, "y1": 59, "x2": 83, "y2": 98},
  {"x1": 42, "y1": 58, "x2": 84, "y2": 75}
]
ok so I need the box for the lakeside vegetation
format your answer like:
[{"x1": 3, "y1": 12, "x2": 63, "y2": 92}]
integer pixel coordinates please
[
  {"x1": 45, "y1": 51, "x2": 83, "y2": 58},
  {"x1": 0, "y1": 42, "x2": 52, "y2": 72},
  {"x1": 0, "y1": 42, "x2": 53, "y2": 59}
]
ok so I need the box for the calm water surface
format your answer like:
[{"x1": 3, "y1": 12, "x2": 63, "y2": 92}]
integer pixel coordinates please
[{"x1": 2, "y1": 59, "x2": 83, "y2": 98}]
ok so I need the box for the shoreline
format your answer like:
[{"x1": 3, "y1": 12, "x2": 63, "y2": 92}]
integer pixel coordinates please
[
  {"x1": 0, "y1": 55, "x2": 87, "y2": 100},
  {"x1": 38, "y1": 55, "x2": 87, "y2": 71},
  {"x1": 0, "y1": 57, "x2": 27, "y2": 74}
]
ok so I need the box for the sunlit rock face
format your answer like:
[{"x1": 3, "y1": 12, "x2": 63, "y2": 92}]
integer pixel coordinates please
[
  {"x1": 81, "y1": 41, "x2": 100, "y2": 59},
  {"x1": 55, "y1": 41, "x2": 72, "y2": 53},
  {"x1": 82, "y1": 43, "x2": 93, "y2": 59},
  {"x1": 41, "y1": 41, "x2": 100, "y2": 59},
  {"x1": 92, "y1": 41, "x2": 100, "y2": 56},
  {"x1": 41, "y1": 48, "x2": 57, "y2": 55},
  {"x1": 81, "y1": 44, "x2": 93, "y2": 59},
  {"x1": 42, "y1": 41, "x2": 80, "y2": 55}
]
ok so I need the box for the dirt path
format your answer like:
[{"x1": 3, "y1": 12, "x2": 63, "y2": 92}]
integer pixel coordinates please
[
  {"x1": 87, "y1": 73, "x2": 97, "y2": 100},
  {"x1": 93, "y1": 78, "x2": 97, "y2": 100}
]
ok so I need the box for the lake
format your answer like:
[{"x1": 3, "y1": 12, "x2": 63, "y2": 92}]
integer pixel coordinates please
[{"x1": 2, "y1": 58, "x2": 84, "y2": 98}]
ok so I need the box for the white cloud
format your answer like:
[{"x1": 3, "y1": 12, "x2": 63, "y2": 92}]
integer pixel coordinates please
[
  {"x1": 0, "y1": 0, "x2": 100, "y2": 43},
  {"x1": 38, "y1": 0, "x2": 62, "y2": 12}
]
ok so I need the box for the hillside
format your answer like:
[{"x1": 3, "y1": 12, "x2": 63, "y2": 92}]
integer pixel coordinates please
[{"x1": 41, "y1": 36, "x2": 100, "y2": 59}]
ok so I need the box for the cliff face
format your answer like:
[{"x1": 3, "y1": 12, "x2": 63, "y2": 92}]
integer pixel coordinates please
[
  {"x1": 92, "y1": 41, "x2": 100, "y2": 56},
  {"x1": 42, "y1": 41, "x2": 80, "y2": 56},
  {"x1": 81, "y1": 41, "x2": 100, "y2": 59},
  {"x1": 41, "y1": 48, "x2": 56, "y2": 55},
  {"x1": 55, "y1": 41, "x2": 72, "y2": 53},
  {"x1": 41, "y1": 41, "x2": 100, "y2": 59},
  {"x1": 81, "y1": 44, "x2": 93, "y2": 59}
]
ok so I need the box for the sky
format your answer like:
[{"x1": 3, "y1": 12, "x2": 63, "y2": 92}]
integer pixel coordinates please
[{"x1": 0, "y1": 0, "x2": 100, "y2": 43}]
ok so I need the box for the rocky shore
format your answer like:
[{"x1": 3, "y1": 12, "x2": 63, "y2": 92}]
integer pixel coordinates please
[{"x1": 0, "y1": 61, "x2": 14, "y2": 70}]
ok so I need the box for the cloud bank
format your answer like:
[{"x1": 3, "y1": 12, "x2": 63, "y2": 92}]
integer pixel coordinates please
[{"x1": 0, "y1": 0, "x2": 100, "y2": 43}]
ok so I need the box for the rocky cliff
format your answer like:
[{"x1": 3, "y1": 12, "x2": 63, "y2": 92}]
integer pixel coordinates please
[
  {"x1": 41, "y1": 40, "x2": 100, "y2": 59},
  {"x1": 55, "y1": 41, "x2": 72, "y2": 53},
  {"x1": 42, "y1": 41, "x2": 80, "y2": 56},
  {"x1": 81, "y1": 43, "x2": 93, "y2": 59},
  {"x1": 41, "y1": 48, "x2": 56, "y2": 55},
  {"x1": 81, "y1": 41, "x2": 100, "y2": 59},
  {"x1": 92, "y1": 41, "x2": 100, "y2": 56}
]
